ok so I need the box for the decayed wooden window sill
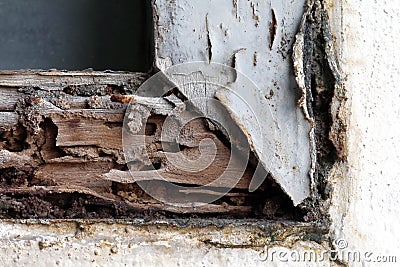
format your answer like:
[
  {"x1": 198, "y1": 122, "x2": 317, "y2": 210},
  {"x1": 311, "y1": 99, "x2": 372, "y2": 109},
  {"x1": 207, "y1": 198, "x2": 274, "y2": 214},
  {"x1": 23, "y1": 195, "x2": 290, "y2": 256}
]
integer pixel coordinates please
[{"x1": 0, "y1": 71, "x2": 301, "y2": 220}]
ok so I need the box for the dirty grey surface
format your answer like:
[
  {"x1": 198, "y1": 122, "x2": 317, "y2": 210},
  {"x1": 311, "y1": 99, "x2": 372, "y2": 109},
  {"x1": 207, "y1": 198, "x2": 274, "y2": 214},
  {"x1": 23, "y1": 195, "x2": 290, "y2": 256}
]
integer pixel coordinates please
[
  {"x1": 0, "y1": 0, "x2": 152, "y2": 71},
  {"x1": 0, "y1": 220, "x2": 331, "y2": 267}
]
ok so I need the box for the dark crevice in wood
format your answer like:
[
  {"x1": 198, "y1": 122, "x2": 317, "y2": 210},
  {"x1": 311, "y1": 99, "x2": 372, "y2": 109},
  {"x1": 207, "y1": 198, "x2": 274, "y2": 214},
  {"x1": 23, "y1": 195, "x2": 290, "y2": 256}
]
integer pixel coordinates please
[{"x1": 0, "y1": 123, "x2": 27, "y2": 152}]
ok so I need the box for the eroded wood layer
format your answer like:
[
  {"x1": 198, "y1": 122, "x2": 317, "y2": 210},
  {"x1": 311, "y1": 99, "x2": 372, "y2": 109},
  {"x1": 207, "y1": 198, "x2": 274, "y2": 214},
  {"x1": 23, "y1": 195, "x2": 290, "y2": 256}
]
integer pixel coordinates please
[{"x1": 0, "y1": 73, "x2": 300, "y2": 219}]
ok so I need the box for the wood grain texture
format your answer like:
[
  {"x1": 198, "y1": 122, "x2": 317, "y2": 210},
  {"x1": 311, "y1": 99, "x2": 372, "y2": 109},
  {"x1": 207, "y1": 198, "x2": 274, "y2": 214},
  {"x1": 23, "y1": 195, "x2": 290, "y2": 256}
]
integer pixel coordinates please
[
  {"x1": 0, "y1": 72, "x2": 286, "y2": 218},
  {"x1": 0, "y1": 71, "x2": 148, "y2": 89},
  {"x1": 0, "y1": 112, "x2": 18, "y2": 130}
]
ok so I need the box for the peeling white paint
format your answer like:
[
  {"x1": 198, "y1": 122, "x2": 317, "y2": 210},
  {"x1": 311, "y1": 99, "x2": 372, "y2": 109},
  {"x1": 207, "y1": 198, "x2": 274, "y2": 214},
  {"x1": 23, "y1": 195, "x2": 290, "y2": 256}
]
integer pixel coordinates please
[{"x1": 153, "y1": 0, "x2": 311, "y2": 205}]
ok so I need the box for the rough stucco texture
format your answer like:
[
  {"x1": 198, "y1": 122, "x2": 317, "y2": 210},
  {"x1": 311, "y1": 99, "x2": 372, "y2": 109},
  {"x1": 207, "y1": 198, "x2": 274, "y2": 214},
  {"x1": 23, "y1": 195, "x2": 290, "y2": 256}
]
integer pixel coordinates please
[{"x1": 329, "y1": 0, "x2": 400, "y2": 265}]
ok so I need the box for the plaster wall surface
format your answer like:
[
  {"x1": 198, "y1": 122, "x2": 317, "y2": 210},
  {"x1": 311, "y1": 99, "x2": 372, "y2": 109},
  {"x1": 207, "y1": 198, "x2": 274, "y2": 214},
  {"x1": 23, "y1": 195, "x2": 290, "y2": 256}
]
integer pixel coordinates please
[{"x1": 329, "y1": 0, "x2": 400, "y2": 264}]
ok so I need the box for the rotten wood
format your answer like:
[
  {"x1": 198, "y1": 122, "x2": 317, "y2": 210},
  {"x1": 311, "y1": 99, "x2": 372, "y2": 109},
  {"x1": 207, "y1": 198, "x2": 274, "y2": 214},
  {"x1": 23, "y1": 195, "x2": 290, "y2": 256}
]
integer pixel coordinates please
[
  {"x1": 0, "y1": 186, "x2": 254, "y2": 215},
  {"x1": 0, "y1": 71, "x2": 148, "y2": 90},
  {"x1": 0, "y1": 71, "x2": 300, "y2": 219},
  {"x1": 0, "y1": 88, "x2": 24, "y2": 110},
  {"x1": 0, "y1": 74, "x2": 275, "y2": 218},
  {"x1": 0, "y1": 112, "x2": 18, "y2": 130}
]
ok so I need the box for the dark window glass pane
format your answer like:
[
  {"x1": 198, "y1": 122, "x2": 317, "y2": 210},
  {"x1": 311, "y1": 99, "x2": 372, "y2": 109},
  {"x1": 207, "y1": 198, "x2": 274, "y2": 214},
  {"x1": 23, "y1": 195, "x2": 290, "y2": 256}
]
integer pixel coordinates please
[{"x1": 0, "y1": 0, "x2": 152, "y2": 71}]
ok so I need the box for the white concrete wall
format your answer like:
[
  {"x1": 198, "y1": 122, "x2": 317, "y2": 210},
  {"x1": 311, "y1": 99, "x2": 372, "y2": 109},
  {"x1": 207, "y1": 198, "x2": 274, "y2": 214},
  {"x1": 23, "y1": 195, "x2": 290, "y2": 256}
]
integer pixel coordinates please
[
  {"x1": 0, "y1": 221, "x2": 333, "y2": 267},
  {"x1": 329, "y1": 0, "x2": 400, "y2": 264}
]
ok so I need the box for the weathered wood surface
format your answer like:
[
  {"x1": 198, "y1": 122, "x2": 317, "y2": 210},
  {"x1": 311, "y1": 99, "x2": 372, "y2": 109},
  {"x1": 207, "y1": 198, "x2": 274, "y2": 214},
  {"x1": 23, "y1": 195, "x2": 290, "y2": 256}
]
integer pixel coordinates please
[
  {"x1": 0, "y1": 88, "x2": 23, "y2": 110},
  {"x1": 0, "y1": 72, "x2": 297, "y2": 219},
  {"x1": 0, "y1": 71, "x2": 148, "y2": 90},
  {"x1": 0, "y1": 112, "x2": 18, "y2": 130}
]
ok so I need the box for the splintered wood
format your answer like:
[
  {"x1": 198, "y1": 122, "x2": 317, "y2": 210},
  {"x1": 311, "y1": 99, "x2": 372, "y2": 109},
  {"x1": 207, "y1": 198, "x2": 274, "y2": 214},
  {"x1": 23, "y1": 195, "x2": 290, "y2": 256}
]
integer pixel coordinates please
[{"x1": 0, "y1": 71, "x2": 299, "y2": 219}]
